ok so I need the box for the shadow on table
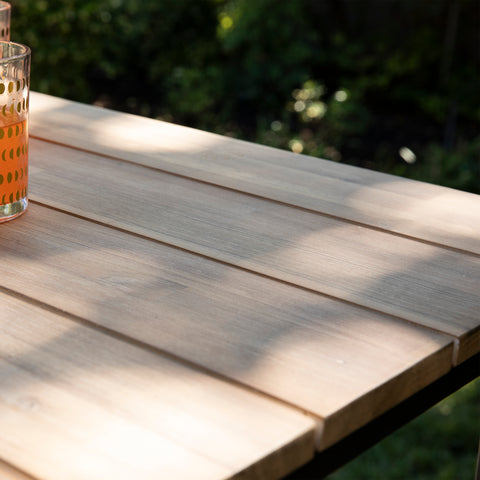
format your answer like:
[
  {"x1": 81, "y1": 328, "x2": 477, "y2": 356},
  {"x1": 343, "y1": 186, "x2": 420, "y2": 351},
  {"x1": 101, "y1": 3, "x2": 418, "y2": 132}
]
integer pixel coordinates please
[{"x1": 1, "y1": 100, "x2": 479, "y2": 478}]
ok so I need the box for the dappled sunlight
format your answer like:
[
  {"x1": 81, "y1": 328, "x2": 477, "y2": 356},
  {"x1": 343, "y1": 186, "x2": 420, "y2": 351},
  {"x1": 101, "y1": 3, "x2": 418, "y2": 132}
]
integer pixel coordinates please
[
  {"x1": 26, "y1": 127, "x2": 480, "y2": 351},
  {"x1": 29, "y1": 92, "x2": 65, "y2": 115},
  {"x1": 246, "y1": 321, "x2": 449, "y2": 417},
  {"x1": 90, "y1": 115, "x2": 224, "y2": 155},
  {"x1": 346, "y1": 178, "x2": 479, "y2": 239},
  {"x1": 0, "y1": 287, "x2": 315, "y2": 479},
  {"x1": 0, "y1": 375, "x2": 227, "y2": 480},
  {"x1": 87, "y1": 420, "x2": 207, "y2": 473},
  {"x1": 28, "y1": 92, "x2": 480, "y2": 258},
  {"x1": 189, "y1": 256, "x2": 454, "y2": 419},
  {"x1": 242, "y1": 216, "x2": 441, "y2": 287},
  {"x1": 13, "y1": 92, "x2": 478, "y2": 475},
  {"x1": 7, "y1": 0, "x2": 479, "y2": 474},
  {"x1": 30, "y1": 91, "x2": 226, "y2": 157}
]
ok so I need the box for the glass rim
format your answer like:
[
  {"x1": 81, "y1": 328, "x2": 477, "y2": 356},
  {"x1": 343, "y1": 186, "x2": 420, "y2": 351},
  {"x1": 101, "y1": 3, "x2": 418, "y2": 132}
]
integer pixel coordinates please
[
  {"x1": 0, "y1": 41, "x2": 31, "y2": 61},
  {"x1": 0, "y1": 2, "x2": 10, "y2": 11}
]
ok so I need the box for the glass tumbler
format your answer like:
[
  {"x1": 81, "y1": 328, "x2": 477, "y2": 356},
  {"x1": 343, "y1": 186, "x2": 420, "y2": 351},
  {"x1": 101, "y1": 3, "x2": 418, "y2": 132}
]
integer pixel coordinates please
[
  {"x1": 0, "y1": 2, "x2": 10, "y2": 40},
  {"x1": 0, "y1": 41, "x2": 30, "y2": 222}
]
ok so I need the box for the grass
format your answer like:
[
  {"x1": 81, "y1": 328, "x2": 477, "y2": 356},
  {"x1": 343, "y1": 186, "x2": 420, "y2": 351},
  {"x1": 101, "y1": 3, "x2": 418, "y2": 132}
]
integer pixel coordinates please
[{"x1": 325, "y1": 378, "x2": 479, "y2": 480}]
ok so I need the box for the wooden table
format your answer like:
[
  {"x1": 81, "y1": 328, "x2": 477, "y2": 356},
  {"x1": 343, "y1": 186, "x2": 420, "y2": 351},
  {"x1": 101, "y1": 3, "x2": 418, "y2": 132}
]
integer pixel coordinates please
[{"x1": 1, "y1": 92, "x2": 479, "y2": 480}]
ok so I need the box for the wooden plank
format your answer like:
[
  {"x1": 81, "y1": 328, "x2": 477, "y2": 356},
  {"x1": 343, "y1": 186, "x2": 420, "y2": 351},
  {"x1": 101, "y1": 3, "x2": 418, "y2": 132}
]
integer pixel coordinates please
[
  {"x1": 29, "y1": 91, "x2": 480, "y2": 255},
  {"x1": 28, "y1": 138, "x2": 480, "y2": 363},
  {"x1": 0, "y1": 204, "x2": 455, "y2": 449},
  {"x1": 0, "y1": 292, "x2": 315, "y2": 480},
  {"x1": 287, "y1": 352, "x2": 480, "y2": 479}
]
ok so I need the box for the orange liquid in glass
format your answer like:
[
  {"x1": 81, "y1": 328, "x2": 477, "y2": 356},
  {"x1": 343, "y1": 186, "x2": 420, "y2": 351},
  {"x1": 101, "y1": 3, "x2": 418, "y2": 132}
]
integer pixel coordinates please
[{"x1": 0, "y1": 119, "x2": 28, "y2": 206}]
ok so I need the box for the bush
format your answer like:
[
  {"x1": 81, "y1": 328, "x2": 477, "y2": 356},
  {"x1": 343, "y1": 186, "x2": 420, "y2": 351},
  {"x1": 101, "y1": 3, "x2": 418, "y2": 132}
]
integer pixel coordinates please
[{"x1": 8, "y1": 0, "x2": 480, "y2": 193}]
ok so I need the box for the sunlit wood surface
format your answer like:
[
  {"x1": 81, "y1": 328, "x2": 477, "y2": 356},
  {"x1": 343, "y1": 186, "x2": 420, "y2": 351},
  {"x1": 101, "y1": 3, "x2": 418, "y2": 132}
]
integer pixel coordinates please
[{"x1": 0, "y1": 91, "x2": 478, "y2": 479}]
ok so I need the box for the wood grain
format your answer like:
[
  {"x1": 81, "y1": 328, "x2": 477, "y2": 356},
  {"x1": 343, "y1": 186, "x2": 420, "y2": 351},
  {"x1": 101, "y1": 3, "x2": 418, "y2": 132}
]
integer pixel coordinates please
[
  {"x1": 29, "y1": 91, "x2": 480, "y2": 255},
  {"x1": 28, "y1": 138, "x2": 480, "y2": 363},
  {"x1": 0, "y1": 292, "x2": 315, "y2": 480},
  {"x1": 0, "y1": 204, "x2": 455, "y2": 449}
]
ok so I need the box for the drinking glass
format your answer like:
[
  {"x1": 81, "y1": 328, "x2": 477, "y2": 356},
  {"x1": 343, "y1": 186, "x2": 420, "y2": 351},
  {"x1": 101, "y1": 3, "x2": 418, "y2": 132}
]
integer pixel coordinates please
[
  {"x1": 0, "y1": 2, "x2": 10, "y2": 41},
  {"x1": 0, "y1": 41, "x2": 30, "y2": 222}
]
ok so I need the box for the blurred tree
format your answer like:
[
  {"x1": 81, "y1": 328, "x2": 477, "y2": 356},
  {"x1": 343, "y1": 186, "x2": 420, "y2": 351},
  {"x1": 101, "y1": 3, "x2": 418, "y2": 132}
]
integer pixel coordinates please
[
  {"x1": 8, "y1": 0, "x2": 479, "y2": 192},
  {"x1": 217, "y1": 0, "x2": 315, "y2": 129}
]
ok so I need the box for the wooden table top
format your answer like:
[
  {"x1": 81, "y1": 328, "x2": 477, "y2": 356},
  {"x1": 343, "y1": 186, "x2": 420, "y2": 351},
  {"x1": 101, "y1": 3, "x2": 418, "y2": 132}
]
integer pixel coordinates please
[{"x1": 1, "y1": 91, "x2": 479, "y2": 479}]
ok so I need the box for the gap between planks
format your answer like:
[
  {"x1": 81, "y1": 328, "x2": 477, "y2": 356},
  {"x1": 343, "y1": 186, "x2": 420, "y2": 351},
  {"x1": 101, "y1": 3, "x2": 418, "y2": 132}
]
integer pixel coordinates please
[
  {"x1": 0, "y1": 282, "x2": 325, "y2": 431},
  {"x1": 28, "y1": 198, "x2": 464, "y2": 367},
  {"x1": 0, "y1": 293, "x2": 316, "y2": 479},
  {"x1": 29, "y1": 135, "x2": 480, "y2": 260},
  {"x1": 0, "y1": 202, "x2": 459, "y2": 451}
]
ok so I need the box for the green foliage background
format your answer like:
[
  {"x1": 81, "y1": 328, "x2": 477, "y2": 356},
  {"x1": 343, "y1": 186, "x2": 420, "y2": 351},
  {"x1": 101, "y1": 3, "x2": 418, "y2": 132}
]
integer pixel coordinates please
[{"x1": 9, "y1": 0, "x2": 480, "y2": 193}]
